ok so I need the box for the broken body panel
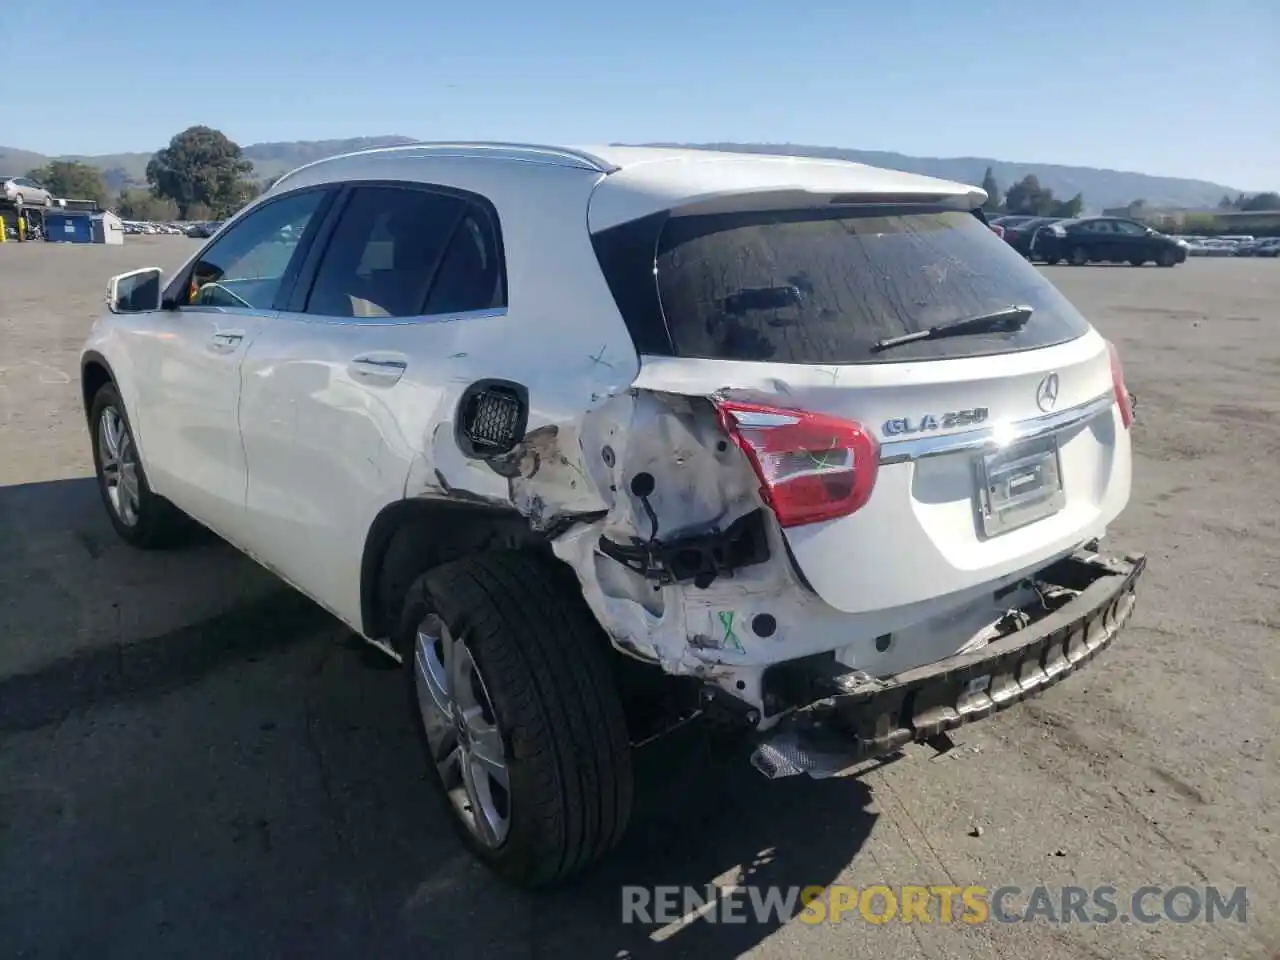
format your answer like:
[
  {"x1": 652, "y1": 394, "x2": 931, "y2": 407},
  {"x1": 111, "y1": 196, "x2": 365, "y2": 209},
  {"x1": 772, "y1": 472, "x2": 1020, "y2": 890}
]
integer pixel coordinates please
[{"x1": 398, "y1": 158, "x2": 1133, "y2": 721}]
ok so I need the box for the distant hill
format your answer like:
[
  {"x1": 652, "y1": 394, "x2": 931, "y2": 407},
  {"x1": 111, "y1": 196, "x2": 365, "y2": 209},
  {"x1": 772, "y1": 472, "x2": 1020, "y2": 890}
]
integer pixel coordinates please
[
  {"x1": 0, "y1": 136, "x2": 418, "y2": 193},
  {"x1": 0, "y1": 135, "x2": 1241, "y2": 211}
]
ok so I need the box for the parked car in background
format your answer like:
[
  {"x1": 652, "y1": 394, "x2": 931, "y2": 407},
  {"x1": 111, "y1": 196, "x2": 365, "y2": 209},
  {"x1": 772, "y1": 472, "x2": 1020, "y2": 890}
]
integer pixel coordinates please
[
  {"x1": 1031, "y1": 216, "x2": 1187, "y2": 267},
  {"x1": 1231, "y1": 237, "x2": 1280, "y2": 257},
  {"x1": 989, "y1": 215, "x2": 1041, "y2": 230},
  {"x1": 1185, "y1": 238, "x2": 1238, "y2": 257},
  {"x1": 1001, "y1": 216, "x2": 1062, "y2": 258},
  {"x1": 1, "y1": 175, "x2": 55, "y2": 207}
]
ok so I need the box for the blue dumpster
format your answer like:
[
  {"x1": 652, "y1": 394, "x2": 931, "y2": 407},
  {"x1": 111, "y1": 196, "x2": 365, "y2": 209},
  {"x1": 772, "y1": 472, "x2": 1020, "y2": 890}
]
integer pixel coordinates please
[{"x1": 44, "y1": 212, "x2": 93, "y2": 243}]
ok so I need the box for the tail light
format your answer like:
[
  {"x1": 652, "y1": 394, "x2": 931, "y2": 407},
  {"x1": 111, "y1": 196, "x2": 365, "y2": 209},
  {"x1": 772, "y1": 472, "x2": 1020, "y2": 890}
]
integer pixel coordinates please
[
  {"x1": 1106, "y1": 341, "x2": 1134, "y2": 429},
  {"x1": 713, "y1": 399, "x2": 880, "y2": 528},
  {"x1": 989, "y1": 223, "x2": 1005, "y2": 239}
]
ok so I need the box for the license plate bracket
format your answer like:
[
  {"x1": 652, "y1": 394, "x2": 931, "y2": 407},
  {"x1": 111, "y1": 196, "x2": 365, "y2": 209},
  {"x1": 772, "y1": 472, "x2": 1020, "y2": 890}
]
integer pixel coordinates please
[{"x1": 974, "y1": 434, "x2": 1065, "y2": 537}]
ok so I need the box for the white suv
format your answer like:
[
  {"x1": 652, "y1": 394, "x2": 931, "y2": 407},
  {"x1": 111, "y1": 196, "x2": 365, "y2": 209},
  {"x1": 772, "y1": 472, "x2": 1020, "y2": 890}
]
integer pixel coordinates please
[{"x1": 82, "y1": 143, "x2": 1144, "y2": 887}]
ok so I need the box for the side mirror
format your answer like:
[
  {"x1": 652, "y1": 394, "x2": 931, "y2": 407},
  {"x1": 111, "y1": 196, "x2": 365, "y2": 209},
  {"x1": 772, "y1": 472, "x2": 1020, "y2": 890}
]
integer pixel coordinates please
[{"x1": 106, "y1": 267, "x2": 163, "y2": 314}]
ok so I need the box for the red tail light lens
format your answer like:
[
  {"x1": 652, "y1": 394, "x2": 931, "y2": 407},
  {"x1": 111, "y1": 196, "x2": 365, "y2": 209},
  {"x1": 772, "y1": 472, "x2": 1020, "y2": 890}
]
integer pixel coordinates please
[
  {"x1": 989, "y1": 223, "x2": 1005, "y2": 238},
  {"x1": 713, "y1": 400, "x2": 880, "y2": 528},
  {"x1": 1107, "y1": 340, "x2": 1134, "y2": 429}
]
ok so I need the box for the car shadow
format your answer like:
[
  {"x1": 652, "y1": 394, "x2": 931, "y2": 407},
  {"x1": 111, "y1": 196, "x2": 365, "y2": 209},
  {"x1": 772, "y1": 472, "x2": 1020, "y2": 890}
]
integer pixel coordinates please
[
  {"x1": 0, "y1": 476, "x2": 880, "y2": 958},
  {"x1": 391, "y1": 731, "x2": 880, "y2": 959}
]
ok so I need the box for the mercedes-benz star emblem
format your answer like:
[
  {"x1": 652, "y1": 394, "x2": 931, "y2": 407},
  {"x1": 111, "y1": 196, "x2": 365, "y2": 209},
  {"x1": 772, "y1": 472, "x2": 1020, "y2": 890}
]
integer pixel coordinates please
[{"x1": 1036, "y1": 373, "x2": 1060, "y2": 413}]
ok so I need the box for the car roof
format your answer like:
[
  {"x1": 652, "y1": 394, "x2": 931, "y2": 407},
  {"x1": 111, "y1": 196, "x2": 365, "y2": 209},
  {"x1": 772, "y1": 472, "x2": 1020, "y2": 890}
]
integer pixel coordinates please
[{"x1": 270, "y1": 141, "x2": 987, "y2": 231}]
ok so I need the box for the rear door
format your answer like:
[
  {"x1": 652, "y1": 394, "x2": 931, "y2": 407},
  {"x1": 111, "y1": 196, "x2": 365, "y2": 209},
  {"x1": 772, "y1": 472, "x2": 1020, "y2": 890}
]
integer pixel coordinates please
[
  {"x1": 594, "y1": 203, "x2": 1131, "y2": 616},
  {"x1": 1076, "y1": 218, "x2": 1115, "y2": 258}
]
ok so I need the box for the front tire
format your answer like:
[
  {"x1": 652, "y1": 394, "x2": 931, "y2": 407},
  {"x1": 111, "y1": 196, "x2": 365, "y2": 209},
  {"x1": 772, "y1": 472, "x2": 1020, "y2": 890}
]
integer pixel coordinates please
[
  {"x1": 1129, "y1": 258, "x2": 1146, "y2": 267},
  {"x1": 89, "y1": 383, "x2": 191, "y2": 548},
  {"x1": 1157, "y1": 249, "x2": 1178, "y2": 267},
  {"x1": 1069, "y1": 246, "x2": 1089, "y2": 266},
  {"x1": 398, "y1": 551, "x2": 634, "y2": 888}
]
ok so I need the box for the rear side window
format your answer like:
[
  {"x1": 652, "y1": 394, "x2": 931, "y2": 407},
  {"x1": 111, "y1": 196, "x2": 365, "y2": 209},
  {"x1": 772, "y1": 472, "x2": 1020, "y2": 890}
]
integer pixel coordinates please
[
  {"x1": 594, "y1": 206, "x2": 1092, "y2": 364},
  {"x1": 305, "y1": 185, "x2": 504, "y2": 319}
]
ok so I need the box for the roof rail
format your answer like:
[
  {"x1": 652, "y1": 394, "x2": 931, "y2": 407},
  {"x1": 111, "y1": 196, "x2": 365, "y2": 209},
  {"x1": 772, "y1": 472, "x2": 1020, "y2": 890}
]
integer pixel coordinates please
[
  {"x1": 270, "y1": 141, "x2": 617, "y2": 192},
  {"x1": 385, "y1": 142, "x2": 619, "y2": 173}
]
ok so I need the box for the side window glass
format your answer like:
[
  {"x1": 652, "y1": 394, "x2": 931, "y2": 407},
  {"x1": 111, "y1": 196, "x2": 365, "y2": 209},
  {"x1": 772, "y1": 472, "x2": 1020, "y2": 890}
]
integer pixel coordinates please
[
  {"x1": 423, "y1": 205, "x2": 505, "y2": 315},
  {"x1": 305, "y1": 187, "x2": 465, "y2": 319},
  {"x1": 185, "y1": 190, "x2": 327, "y2": 310},
  {"x1": 1114, "y1": 220, "x2": 1145, "y2": 236}
]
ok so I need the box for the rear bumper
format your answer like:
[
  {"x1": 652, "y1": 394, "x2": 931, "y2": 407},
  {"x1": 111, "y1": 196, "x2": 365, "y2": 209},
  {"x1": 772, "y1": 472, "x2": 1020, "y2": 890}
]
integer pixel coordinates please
[{"x1": 751, "y1": 549, "x2": 1146, "y2": 779}]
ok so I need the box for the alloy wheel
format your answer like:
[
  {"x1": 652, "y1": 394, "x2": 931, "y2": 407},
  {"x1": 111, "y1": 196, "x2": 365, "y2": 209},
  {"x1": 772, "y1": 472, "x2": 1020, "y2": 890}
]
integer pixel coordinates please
[
  {"x1": 414, "y1": 613, "x2": 511, "y2": 847},
  {"x1": 98, "y1": 406, "x2": 141, "y2": 527}
]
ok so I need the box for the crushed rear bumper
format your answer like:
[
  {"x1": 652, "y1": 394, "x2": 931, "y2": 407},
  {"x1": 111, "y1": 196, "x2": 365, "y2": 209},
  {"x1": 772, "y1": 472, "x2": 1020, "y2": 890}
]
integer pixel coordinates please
[{"x1": 750, "y1": 549, "x2": 1146, "y2": 779}]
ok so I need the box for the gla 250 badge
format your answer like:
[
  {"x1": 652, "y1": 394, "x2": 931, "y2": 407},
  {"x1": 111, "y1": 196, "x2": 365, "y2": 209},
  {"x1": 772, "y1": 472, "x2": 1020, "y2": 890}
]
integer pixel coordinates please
[{"x1": 882, "y1": 408, "x2": 990, "y2": 437}]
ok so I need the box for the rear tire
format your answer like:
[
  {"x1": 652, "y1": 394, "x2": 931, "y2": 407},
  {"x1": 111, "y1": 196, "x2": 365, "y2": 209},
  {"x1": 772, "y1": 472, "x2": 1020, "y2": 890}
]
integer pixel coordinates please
[
  {"x1": 1129, "y1": 258, "x2": 1146, "y2": 267},
  {"x1": 1044, "y1": 256, "x2": 1061, "y2": 266},
  {"x1": 397, "y1": 551, "x2": 634, "y2": 888},
  {"x1": 89, "y1": 382, "x2": 193, "y2": 549}
]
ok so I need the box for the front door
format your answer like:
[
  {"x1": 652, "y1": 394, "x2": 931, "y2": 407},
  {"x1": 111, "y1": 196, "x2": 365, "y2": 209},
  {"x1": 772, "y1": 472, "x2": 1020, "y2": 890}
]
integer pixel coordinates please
[
  {"x1": 236, "y1": 182, "x2": 507, "y2": 628},
  {"x1": 1111, "y1": 218, "x2": 1155, "y2": 260},
  {"x1": 130, "y1": 187, "x2": 335, "y2": 538}
]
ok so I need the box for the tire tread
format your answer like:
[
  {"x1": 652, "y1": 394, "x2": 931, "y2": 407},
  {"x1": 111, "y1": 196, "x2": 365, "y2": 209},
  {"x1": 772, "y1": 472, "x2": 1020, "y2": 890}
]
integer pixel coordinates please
[{"x1": 415, "y1": 551, "x2": 632, "y2": 886}]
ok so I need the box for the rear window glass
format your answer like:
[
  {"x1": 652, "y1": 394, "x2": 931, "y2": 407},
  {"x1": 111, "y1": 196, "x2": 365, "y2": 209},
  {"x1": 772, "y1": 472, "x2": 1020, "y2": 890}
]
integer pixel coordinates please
[{"x1": 595, "y1": 206, "x2": 1092, "y2": 364}]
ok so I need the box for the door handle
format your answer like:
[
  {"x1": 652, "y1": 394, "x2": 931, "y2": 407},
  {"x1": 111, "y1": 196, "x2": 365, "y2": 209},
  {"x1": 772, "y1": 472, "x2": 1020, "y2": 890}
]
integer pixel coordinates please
[
  {"x1": 349, "y1": 354, "x2": 408, "y2": 385},
  {"x1": 208, "y1": 330, "x2": 246, "y2": 354}
]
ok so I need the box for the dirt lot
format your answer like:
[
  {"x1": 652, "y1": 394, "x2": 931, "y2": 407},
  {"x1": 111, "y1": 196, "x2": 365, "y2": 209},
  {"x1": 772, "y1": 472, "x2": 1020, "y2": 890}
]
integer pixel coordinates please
[{"x1": 1, "y1": 238, "x2": 1277, "y2": 960}]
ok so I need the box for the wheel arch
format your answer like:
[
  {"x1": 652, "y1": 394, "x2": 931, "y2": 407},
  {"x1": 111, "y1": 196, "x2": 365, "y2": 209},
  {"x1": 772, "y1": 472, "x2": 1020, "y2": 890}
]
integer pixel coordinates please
[
  {"x1": 80, "y1": 351, "x2": 116, "y2": 422},
  {"x1": 359, "y1": 497, "x2": 555, "y2": 640}
]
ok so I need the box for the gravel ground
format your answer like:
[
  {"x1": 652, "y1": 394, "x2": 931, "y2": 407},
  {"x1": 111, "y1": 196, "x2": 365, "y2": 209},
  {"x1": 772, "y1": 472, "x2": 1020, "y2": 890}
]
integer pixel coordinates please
[{"x1": 1, "y1": 239, "x2": 1277, "y2": 959}]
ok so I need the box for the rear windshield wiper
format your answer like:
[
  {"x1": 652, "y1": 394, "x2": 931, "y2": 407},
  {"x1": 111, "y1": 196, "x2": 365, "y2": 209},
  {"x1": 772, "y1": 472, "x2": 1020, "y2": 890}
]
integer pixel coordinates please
[{"x1": 871, "y1": 305, "x2": 1034, "y2": 352}]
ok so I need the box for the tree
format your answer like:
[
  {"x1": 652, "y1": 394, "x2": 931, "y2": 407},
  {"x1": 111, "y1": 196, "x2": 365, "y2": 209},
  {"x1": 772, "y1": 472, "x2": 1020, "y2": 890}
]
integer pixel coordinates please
[
  {"x1": 25, "y1": 160, "x2": 107, "y2": 206},
  {"x1": 1003, "y1": 175, "x2": 1052, "y2": 215},
  {"x1": 1241, "y1": 192, "x2": 1280, "y2": 212},
  {"x1": 1004, "y1": 175, "x2": 1084, "y2": 218},
  {"x1": 980, "y1": 166, "x2": 1001, "y2": 212},
  {"x1": 227, "y1": 178, "x2": 262, "y2": 213},
  {"x1": 1183, "y1": 213, "x2": 1218, "y2": 233},
  {"x1": 1051, "y1": 192, "x2": 1084, "y2": 218},
  {"x1": 115, "y1": 189, "x2": 179, "y2": 221},
  {"x1": 1218, "y1": 194, "x2": 1236, "y2": 210},
  {"x1": 146, "y1": 125, "x2": 255, "y2": 218}
]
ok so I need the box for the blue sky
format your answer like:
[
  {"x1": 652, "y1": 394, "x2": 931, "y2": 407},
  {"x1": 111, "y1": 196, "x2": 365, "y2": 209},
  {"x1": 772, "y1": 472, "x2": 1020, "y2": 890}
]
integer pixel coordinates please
[{"x1": 6, "y1": 0, "x2": 1276, "y2": 189}]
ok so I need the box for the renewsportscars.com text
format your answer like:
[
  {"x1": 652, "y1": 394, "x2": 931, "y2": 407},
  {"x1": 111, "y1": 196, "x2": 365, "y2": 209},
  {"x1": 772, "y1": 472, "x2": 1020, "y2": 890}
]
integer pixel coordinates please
[{"x1": 621, "y1": 883, "x2": 1248, "y2": 926}]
